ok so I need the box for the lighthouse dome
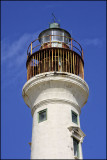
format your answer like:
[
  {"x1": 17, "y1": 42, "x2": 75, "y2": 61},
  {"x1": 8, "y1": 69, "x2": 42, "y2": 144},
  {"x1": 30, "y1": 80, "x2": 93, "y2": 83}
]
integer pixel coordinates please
[{"x1": 38, "y1": 22, "x2": 71, "y2": 48}]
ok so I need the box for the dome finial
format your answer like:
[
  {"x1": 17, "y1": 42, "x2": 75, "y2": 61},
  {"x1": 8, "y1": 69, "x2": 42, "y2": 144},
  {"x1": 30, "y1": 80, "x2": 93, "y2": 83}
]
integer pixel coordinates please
[{"x1": 49, "y1": 13, "x2": 60, "y2": 28}]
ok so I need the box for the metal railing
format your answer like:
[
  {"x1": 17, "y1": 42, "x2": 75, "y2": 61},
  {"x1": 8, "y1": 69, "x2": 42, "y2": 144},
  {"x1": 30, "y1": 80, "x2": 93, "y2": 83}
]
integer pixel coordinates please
[
  {"x1": 27, "y1": 48, "x2": 84, "y2": 80},
  {"x1": 27, "y1": 35, "x2": 84, "y2": 60}
]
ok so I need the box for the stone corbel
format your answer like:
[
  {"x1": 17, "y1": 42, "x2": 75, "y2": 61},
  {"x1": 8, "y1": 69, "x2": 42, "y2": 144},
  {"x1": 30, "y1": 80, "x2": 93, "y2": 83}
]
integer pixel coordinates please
[{"x1": 68, "y1": 126, "x2": 86, "y2": 142}]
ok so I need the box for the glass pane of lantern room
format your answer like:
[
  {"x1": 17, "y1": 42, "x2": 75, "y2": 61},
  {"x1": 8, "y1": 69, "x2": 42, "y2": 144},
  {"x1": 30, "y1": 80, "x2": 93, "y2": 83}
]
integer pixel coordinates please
[
  {"x1": 64, "y1": 32, "x2": 69, "y2": 44},
  {"x1": 44, "y1": 36, "x2": 50, "y2": 43},
  {"x1": 44, "y1": 31, "x2": 51, "y2": 43},
  {"x1": 52, "y1": 30, "x2": 63, "y2": 42}
]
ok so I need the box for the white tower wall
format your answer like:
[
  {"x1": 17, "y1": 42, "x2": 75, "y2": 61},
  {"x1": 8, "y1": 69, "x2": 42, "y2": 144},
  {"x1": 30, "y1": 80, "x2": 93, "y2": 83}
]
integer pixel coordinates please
[{"x1": 22, "y1": 72, "x2": 89, "y2": 159}]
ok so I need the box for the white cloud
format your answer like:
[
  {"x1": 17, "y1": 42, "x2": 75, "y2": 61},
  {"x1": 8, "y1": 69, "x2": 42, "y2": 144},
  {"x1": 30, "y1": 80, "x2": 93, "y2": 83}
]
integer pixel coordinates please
[
  {"x1": 80, "y1": 38, "x2": 103, "y2": 47},
  {"x1": 1, "y1": 31, "x2": 40, "y2": 87},
  {"x1": 1, "y1": 32, "x2": 39, "y2": 61}
]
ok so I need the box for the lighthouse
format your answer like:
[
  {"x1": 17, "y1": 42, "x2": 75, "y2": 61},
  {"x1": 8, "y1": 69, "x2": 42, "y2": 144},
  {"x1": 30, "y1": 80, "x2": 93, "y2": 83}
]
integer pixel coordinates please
[{"x1": 22, "y1": 21, "x2": 89, "y2": 159}]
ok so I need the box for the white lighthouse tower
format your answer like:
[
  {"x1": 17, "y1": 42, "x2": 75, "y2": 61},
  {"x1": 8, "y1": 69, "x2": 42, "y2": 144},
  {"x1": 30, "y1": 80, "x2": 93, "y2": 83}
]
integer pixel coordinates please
[{"x1": 22, "y1": 21, "x2": 89, "y2": 159}]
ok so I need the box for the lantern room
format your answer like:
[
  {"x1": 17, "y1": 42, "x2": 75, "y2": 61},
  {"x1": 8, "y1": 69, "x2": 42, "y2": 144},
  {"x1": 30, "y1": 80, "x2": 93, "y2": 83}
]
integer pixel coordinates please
[{"x1": 38, "y1": 22, "x2": 71, "y2": 49}]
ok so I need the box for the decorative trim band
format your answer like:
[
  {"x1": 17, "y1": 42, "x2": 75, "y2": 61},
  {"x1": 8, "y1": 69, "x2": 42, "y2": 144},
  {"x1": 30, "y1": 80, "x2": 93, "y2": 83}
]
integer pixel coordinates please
[
  {"x1": 22, "y1": 72, "x2": 89, "y2": 98},
  {"x1": 31, "y1": 98, "x2": 81, "y2": 116}
]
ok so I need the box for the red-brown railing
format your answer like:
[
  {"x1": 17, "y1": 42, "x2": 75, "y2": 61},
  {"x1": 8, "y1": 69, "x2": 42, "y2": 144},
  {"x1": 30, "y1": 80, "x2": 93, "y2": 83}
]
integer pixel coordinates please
[
  {"x1": 27, "y1": 35, "x2": 84, "y2": 60},
  {"x1": 26, "y1": 35, "x2": 84, "y2": 81},
  {"x1": 27, "y1": 48, "x2": 84, "y2": 80}
]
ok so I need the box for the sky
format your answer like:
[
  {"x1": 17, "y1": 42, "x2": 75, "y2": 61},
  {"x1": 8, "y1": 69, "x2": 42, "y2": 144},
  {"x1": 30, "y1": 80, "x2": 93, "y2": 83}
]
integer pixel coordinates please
[{"x1": 1, "y1": 1, "x2": 106, "y2": 159}]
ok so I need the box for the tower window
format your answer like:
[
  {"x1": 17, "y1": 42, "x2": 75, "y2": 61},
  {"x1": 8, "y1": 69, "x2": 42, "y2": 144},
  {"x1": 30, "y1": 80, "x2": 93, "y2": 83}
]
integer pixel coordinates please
[
  {"x1": 38, "y1": 109, "x2": 47, "y2": 123},
  {"x1": 72, "y1": 111, "x2": 78, "y2": 124},
  {"x1": 73, "y1": 138, "x2": 79, "y2": 158}
]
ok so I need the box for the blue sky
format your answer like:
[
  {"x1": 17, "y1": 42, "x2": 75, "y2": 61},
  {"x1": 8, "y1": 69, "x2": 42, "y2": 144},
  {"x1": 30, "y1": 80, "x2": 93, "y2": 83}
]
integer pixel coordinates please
[{"x1": 1, "y1": 1, "x2": 106, "y2": 159}]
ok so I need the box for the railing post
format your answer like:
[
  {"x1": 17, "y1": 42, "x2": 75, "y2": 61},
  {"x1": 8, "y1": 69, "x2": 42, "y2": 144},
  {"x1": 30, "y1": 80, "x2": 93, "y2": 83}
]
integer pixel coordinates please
[
  {"x1": 44, "y1": 50, "x2": 45, "y2": 72},
  {"x1": 73, "y1": 52, "x2": 75, "y2": 74},
  {"x1": 71, "y1": 39, "x2": 73, "y2": 50},
  {"x1": 31, "y1": 42, "x2": 32, "y2": 55},
  {"x1": 58, "y1": 49, "x2": 59, "y2": 71},
  {"x1": 66, "y1": 50, "x2": 67, "y2": 72},
  {"x1": 50, "y1": 35, "x2": 51, "y2": 47},
  {"x1": 71, "y1": 51, "x2": 72, "y2": 73},
  {"x1": 49, "y1": 49, "x2": 50, "y2": 71},
  {"x1": 33, "y1": 56, "x2": 34, "y2": 76},
  {"x1": 37, "y1": 53, "x2": 38, "y2": 73},
  {"x1": 63, "y1": 49, "x2": 64, "y2": 71},
  {"x1": 81, "y1": 60, "x2": 84, "y2": 80},
  {"x1": 55, "y1": 49, "x2": 56, "y2": 71},
  {"x1": 39, "y1": 52, "x2": 40, "y2": 74},
  {"x1": 35, "y1": 54, "x2": 36, "y2": 75},
  {"x1": 52, "y1": 48, "x2": 53, "y2": 71},
  {"x1": 68, "y1": 51, "x2": 70, "y2": 73}
]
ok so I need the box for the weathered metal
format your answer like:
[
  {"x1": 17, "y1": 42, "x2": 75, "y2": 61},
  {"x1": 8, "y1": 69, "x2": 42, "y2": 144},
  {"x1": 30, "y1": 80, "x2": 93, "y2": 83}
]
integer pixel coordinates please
[
  {"x1": 26, "y1": 48, "x2": 84, "y2": 81},
  {"x1": 49, "y1": 22, "x2": 60, "y2": 28},
  {"x1": 27, "y1": 35, "x2": 83, "y2": 60},
  {"x1": 26, "y1": 33, "x2": 84, "y2": 81},
  {"x1": 38, "y1": 28, "x2": 71, "y2": 44},
  {"x1": 31, "y1": 42, "x2": 32, "y2": 55}
]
